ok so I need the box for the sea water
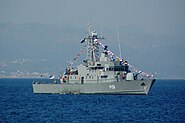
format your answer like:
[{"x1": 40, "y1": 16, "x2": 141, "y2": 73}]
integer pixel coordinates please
[{"x1": 0, "y1": 79, "x2": 185, "y2": 123}]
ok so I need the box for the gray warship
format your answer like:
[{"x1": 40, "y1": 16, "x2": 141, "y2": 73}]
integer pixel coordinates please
[{"x1": 32, "y1": 25, "x2": 156, "y2": 95}]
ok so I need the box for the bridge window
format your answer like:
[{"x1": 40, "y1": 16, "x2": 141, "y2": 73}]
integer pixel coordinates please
[{"x1": 97, "y1": 64, "x2": 101, "y2": 66}]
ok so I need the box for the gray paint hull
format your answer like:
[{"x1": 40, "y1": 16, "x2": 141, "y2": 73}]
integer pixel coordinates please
[{"x1": 32, "y1": 79, "x2": 155, "y2": 95}]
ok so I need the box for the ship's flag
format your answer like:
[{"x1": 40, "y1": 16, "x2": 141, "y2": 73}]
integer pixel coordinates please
[
  {"x1": 49, "y1": 75, "x2": 55, "y2": 79},
  {"x1": 80, "y1": 38, "x2": 85, "y2": 43}
]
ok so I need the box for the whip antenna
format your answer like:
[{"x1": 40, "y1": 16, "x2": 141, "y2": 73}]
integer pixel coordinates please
[{"x1": 116, "y1": 25, "x2": 122, "y2": 58}]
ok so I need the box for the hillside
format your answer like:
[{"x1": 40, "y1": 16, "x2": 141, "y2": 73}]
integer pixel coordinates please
[{"x1": 0, "y1": 23, "x2": 185, "y2": 79}]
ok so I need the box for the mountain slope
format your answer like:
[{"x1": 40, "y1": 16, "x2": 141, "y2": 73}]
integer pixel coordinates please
[{"x1": 0, "y1": 23, "x2": 184, "y2": 79}]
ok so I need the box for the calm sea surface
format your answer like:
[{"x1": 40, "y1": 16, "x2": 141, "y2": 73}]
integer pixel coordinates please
[{"x1": 0, "y1": 79, "x2": 185, "y2": 123}]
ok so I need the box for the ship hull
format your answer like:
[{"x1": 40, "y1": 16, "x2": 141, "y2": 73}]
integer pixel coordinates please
[{"x1": 32, "y1": 79, "x2": 155, "y2": 95}]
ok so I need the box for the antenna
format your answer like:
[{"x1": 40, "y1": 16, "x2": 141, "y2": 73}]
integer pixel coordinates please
[
  {"x1": 116, "y1": 25, "x2": 122, "y2": 58},
  {"x1": 87, "y1": 23, "x2": 91, "y2": 36},
  {"x1": 100, "y1": 26, "x2": 103, "y2": 38}
]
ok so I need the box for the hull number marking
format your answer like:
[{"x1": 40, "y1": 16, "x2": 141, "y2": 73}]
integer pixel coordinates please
[{"x1": 109, "y1": 85, "x2": 116, "y2": 90}]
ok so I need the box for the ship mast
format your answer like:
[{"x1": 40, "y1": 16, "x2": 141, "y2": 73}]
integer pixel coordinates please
[
  {"x1": 116, "y1": 25, "x2": 122, "y2": 58},
  {"x1": 86, "y1": 24, "x2": 100, "y2": 65}
]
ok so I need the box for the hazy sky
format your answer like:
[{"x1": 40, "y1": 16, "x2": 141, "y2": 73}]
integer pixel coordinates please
[{"x1": 1, "y1": 0, "x2": 185, "y2": 34}]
